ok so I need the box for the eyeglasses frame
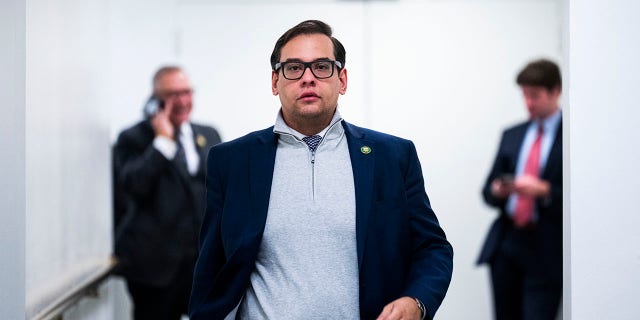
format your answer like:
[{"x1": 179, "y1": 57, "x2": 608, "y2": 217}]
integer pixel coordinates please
[{"x1": 274, "y1": 59, "x2": 343, "y2": 80}]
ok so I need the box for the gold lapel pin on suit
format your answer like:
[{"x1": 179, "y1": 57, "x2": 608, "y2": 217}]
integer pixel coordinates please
[
  {"x1": 196, "y1": 134, "x2": 207, "y2": 148},
  {"x1": 360, "y1": 146, "x2": 371, "y2": 154}
]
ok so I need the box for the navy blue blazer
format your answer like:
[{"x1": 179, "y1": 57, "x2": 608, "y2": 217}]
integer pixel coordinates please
[
  {"x1": 477, "y1": 120, "x2": 562, "y2": 283},
  {"x1": 189, "y1": 121, "x2": 453, "y2": 320}
]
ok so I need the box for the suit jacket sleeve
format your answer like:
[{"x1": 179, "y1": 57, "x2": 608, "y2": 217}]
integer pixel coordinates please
[
  {"x1": 190, "y1": 146, "x2": 227, "y2": 318},
  {"x1": 401, "y1": 141, "x2": 454, "y2": 319},
  {"x1": 482, "y1": 130, "x2": 512, "y2": 209},
  {"x1": 113, "y1": 125, "x2": 173, "y2": 199}
]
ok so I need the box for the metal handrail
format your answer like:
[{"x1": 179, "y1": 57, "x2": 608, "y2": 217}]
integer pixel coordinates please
[{"x1": 27, "y1": 257, "x2": 117, "y2": 320}]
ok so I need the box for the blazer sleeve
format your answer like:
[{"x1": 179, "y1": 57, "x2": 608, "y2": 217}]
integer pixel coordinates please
[
  {"x1": 482, "y1": 131, "x2": 512, "y2": 209},
  {"x1": 401, "y1": 141, "x2": 454, "y2": 320},
  {"x1": 189, "y1": 146, "x2": 227, "y2": 318}
]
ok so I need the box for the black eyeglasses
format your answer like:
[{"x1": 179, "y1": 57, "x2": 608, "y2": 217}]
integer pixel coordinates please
[
  {"x1": 274, "y1": 59, "x2": 343, "y2": 80},
  {"x1": 158, "y1": 88, "x2": 193, "y2": 99}
]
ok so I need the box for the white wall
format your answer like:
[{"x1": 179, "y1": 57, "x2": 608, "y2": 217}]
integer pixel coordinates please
[
  {"x1": 25, "y1": 0, "x2": 114, "y2": 318},
  {"x1": 0, "y1": 0, "x2": 26, "y2": 318},
  {"x1": 568, "y1": 0, "x2": 640, "y2": 319},
  {"x1": 108, "y1": 0, "x2": 182, "y2": 140}
]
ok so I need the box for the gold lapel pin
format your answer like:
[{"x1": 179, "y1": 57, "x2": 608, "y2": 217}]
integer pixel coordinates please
[
  {"x1": 360, "y1": 146, "x2": 372, "y2": 154},
  {"x1": 196, "y1": 134, "x2": 207, "y2": 148}
]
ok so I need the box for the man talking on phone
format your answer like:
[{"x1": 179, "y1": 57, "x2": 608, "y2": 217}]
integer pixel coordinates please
[{"x1": 113, "y1": 66, "x2": 221, "y2": 320}]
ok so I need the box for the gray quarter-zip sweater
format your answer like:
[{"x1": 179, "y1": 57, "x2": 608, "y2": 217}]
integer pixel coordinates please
[{"x1": 237, "y1": 109, "x2": 360, "y2": 319}]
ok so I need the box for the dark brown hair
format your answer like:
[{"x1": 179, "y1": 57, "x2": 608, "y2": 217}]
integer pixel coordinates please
[
  {"x1": 270, "y1": 20, "x2": 346, "y2": 70},
  {"x1": 516, "y1": 59, "x2": 562, "y2": 91}
]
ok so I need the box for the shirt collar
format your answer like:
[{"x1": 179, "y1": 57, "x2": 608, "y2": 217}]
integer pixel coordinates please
[
  {"x1": 535, "y1": 109, "x2": 561, "y2": 133},
  {"x1": 273, "y1": 107, "x2": 343, "y2": 140},
  {"x1": 179, "y1": 122, "x2": 193, "y2": 139}
]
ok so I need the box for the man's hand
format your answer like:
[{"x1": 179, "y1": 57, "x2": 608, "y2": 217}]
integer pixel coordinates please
[
  {"x1": 150, "y1": 99, "x2": 175, "y2": 139},
  {"x1": 491, "y1": 178, "x2": 514, "y2": 199},
  {"x1": 513, "y1": 174, "x2": 550, "y2": 198},
  {"x1": 377, "y1": 296, "x2": 422, "y2": 320}
]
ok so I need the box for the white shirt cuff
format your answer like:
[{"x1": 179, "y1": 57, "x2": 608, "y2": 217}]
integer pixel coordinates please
[{"x1": 153, "y1": 135, "x2": 178, "y2": 159}]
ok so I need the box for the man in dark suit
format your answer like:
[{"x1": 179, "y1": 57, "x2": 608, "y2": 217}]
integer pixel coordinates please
[
  {"x1": 478, "y1": 59, "x2": 563, "y2": 320},
  {"x1": 189, "y1": 20, "x2": 453, "y2": 320},
  {"x1": 113, "y1": 66, "x2": 221, "y2": 320}
]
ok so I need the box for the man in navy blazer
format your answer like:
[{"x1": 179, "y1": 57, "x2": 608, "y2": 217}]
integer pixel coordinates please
[
  {"x1": 478, "y1": 59, "x2": 563, "y2": 320},
  {"x1": 190, "y1": 20, "x2": 453, "y2": 320}
]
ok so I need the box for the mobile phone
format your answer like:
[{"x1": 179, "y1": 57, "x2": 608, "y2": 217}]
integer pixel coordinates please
[
  {"x1": 498, "y1": 174, "x2": 514, "y2": 184},
  {"x1": 143, "y1": 96, "x2": 165, "y2": 118}
]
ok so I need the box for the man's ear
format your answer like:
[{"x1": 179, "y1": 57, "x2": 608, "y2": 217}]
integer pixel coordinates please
[
  {"x1": 338, "y1": 68, "x2": 348, "y2": 95},
  {"x1": 272, "y1": 71, "x2": 279, "y2": 96}
]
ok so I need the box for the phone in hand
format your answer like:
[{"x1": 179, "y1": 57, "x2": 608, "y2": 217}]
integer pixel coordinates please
[
  {"x1": 498, "y1": 173, "x2": 514, "y2": 185},
  {"x1": 143, "y1": 95, "x2": 165, "y2": 118}
]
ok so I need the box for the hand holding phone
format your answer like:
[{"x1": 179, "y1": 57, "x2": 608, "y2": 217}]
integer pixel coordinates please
[
  {"x1": 491, "y1": 173, "x2": 515, "y2": 198},
  {"x1": 498, "y1": 174, "x2": 514, "y2": 185},
  {"x1": 148, "y1": 97, "x2": 176, "y2": 139},
  {"x1": 143, "y1": 96, "x2": 166, "y2": 118}
]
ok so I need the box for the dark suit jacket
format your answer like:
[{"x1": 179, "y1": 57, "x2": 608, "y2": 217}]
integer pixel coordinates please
[
  {"x1": 113, "y1": 120, "x2": 221, "y2": 287},
  {"x1": 477, "y1": 119, "x2": 562, "y2": 283},
  {"x1": 189, "y1": 121, "x2": 453, "y2": 320}
]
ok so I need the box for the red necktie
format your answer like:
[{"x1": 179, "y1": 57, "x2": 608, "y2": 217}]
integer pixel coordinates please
[{"x1": 514, "y1": 124, "x2": 544, "y2": 227}]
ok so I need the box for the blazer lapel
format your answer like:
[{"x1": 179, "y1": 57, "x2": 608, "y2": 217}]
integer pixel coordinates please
[
  {"x1": 343, "y1": 122, "x2": 374, "y2": 270},
  {"x1": 190, "y1": 124, "x2": 215, "y2": 178},
  {"x1": 542, "y1": 120, "x2": 562, "y2": 179},
  {"x1": 248, "y1": 128, "x2": 278, "y2": 239},
  {"x1": 191, "y1": 124, "x2": 206, "y2": 175}
]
